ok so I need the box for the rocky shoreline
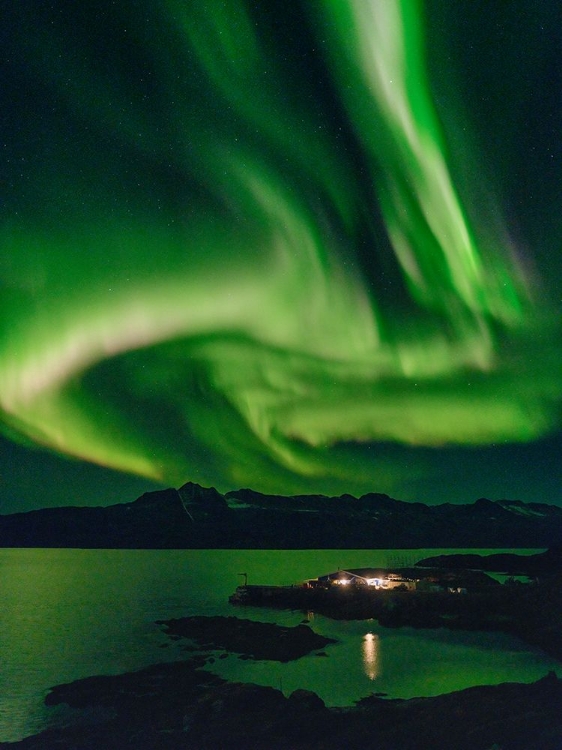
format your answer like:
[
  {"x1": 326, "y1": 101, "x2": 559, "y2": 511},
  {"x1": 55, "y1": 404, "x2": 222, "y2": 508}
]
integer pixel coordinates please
[
  {"x1": 10, "y1": 656, "x2": 562, "y2": 749},
  {"x1": 229, "y1": 553, "x2": 562, "y2": 664},
  {"x1": 9, "y1": 554, "x2": 562, "y2": 748}
]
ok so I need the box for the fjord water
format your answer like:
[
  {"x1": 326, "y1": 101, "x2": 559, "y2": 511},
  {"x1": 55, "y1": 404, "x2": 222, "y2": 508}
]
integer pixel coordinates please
[{"x1": 1, "y1": 548, "x2": 559, "y2": 742}]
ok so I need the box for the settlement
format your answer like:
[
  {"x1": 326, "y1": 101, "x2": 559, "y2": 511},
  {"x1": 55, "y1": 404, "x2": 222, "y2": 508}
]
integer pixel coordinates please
[{"x1": 230, "y1": 566, "x2": 496, "y2": 606}]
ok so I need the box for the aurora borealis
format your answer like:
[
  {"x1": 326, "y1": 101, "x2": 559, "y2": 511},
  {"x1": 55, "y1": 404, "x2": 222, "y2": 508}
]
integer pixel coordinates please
[{"x1": 1, "y1": 0, "x2": 561, "y2": 511}]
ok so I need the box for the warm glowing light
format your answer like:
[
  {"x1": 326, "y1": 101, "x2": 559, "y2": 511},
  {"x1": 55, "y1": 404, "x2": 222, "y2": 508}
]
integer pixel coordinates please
[{"x1": 362, "y1": 632, "x2": 380, "y2": 680}]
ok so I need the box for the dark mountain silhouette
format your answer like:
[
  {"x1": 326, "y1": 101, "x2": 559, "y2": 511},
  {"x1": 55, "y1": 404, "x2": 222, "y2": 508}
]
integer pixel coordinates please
[{"x1": 1, "y1": 483, "x2": 561, "y2": 548}]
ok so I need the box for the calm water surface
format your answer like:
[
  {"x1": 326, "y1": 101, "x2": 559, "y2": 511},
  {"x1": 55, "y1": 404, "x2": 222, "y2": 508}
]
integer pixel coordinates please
[{"x1": 0, "y1": 548, "x2": 558, "y2": 742}]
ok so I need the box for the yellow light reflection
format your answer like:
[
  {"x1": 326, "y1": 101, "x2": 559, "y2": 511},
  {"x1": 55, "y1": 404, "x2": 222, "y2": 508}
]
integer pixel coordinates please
[{"x1": 362, "y1": 632, "x2": 380, "y2": 680}]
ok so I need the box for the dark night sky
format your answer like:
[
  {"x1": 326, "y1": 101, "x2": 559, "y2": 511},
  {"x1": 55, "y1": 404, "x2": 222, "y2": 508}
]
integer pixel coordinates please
[{"x1": 1, "y1": 1, "x2": 561, "y2": 513}]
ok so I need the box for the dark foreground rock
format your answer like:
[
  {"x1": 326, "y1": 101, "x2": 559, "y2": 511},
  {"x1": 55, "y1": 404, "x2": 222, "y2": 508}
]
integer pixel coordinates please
[
  {"x1": 9, "y1": 663, "x2": 562, "y2": 749},
  {"x1": 156, "y1": 615, "x2": 336, "y2": 662}
]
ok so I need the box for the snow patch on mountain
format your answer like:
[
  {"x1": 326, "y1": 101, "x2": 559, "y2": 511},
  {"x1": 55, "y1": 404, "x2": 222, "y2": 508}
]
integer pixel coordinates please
[{"x1": 498, "y1": 501, "x2": 547, "y2": 518}]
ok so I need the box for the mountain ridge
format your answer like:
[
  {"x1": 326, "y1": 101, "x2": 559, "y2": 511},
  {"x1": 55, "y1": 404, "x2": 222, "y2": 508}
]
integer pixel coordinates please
[{"x1": 1, "y1": 482, "x2": 560, "y2": 548}]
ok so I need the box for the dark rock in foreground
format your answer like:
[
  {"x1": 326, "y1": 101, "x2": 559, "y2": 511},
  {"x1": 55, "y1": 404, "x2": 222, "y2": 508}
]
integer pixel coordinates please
[
  {"x1": 156, "y1": 615, "x2": 336, "y2": 662},
  {"x1": 10, "y1": 661, "x2": 562, "y2": 749}
]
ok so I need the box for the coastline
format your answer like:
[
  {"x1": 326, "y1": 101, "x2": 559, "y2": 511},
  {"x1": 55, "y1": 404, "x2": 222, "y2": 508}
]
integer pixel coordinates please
[
  {"x1": 10, "y1": 647, "x2": 562, "y2": 749},
  {"x1": 5, "y1": 548, "x2": 562, "y2": 747}
]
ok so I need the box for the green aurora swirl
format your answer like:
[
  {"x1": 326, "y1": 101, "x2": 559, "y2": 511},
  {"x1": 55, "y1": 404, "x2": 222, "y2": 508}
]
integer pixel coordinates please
[{"x1": 1, "y1": 0, "x2": 560, "y2": 498}]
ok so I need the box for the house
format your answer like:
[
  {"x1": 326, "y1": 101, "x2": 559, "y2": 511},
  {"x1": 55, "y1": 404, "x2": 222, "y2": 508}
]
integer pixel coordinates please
[
  {"x1": 305, "y1": 568, "x2": 416, "y2": 591},
  {"x1": 304, "y1": 566, "x2": 490, "y2": 593}
]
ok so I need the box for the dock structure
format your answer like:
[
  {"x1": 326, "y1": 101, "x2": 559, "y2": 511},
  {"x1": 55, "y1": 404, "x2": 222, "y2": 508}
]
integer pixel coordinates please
[{"x1": 229, "y1": 584, "x2": 296, "y2": 604}]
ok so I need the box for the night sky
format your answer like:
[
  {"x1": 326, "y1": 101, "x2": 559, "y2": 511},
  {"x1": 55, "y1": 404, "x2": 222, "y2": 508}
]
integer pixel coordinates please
[{"x1": 1, "y1": 1, "x2": 561, "y2": 514}]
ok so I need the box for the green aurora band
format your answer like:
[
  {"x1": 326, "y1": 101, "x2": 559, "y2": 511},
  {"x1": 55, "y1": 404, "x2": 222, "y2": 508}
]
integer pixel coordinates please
[{"x1": 1, "y1": 0, "x2": 560, "y2": 497}]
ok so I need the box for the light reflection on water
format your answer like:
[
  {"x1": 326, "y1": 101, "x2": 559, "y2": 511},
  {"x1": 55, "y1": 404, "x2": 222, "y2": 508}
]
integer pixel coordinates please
[
  {"x1": 0, "y1": 547, "x2": 557, "y2": 743},
  {"x1": 362, "y1": 632, "x2": 380, "y2": 680}
]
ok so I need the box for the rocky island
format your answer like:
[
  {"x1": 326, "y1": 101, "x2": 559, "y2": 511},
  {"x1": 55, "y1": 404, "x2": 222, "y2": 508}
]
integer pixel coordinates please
[{"x1": 156, "y1": 615, "x2": 336, "y2": 662}]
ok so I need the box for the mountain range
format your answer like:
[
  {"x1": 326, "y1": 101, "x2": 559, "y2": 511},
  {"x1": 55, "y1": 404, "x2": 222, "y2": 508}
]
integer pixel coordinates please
[{"x1": 1, "y1": 483, "x2": 561, "y2": 548}]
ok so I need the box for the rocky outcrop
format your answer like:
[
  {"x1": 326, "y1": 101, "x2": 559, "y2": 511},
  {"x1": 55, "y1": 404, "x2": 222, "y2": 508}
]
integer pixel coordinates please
[
  {"x1": 156, "y1": 615, "x2": 336, "y2": 662},
  {"x1": 10, "y1": 662, "x2": 562, "y2": 748}
]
